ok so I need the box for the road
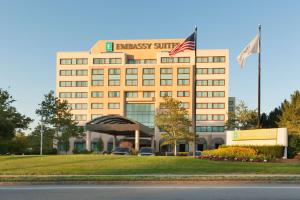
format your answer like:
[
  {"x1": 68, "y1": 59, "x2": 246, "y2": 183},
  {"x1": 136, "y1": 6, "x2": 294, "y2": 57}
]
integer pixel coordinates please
[{"x1": 0, "y1": 184, "x2": 300, "y2": 200}]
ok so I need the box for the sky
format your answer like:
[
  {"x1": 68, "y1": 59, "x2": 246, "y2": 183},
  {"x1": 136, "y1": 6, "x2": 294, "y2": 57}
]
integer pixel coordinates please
[{"x1": 0, "y1": 0, "x2": 300, "y2": 131}]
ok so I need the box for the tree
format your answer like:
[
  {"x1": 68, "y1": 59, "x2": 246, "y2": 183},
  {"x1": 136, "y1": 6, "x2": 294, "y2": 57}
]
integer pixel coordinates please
[
  {"x1": 278, "y1": 90, "x2": 300, "y2": 134},
  {"x1": 0, "y1": 89, "x2": 32, "y2": 140},
  {"x1": 226, "y1": 100, "x2": 257, "y2": 130},
  {"x1": 27, "y1": 125, "x2": 56, "y2": 154},
  {"x1": 36, "y1": 91, "x2": 83, "y2": 153},
  {"x1": 155, "y1": 97, "x2": 194, "y2": 156},
  {"x1": 261, "y1": 107, "x2": 282, "y2": 128}
]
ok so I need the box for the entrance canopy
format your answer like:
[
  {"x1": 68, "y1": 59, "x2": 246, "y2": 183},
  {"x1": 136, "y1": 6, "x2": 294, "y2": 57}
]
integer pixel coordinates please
[{"x1": 85, "y1": 115, "x2": 154, "y2": 137}]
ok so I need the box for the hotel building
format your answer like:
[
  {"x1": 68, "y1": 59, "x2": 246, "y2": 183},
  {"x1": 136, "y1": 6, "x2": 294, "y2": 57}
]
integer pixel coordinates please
[{"x1": 56, "y1": 38, "x2": 229, "y2": 154}]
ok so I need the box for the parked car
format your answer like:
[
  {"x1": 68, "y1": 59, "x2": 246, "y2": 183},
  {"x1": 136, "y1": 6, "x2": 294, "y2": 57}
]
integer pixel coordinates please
[
  {"x1": 111, "y1": 147, "x2": 131, "y2": 155},
  {"x1": 138, "y1": 147, "x2": 155, "y2": 156}
]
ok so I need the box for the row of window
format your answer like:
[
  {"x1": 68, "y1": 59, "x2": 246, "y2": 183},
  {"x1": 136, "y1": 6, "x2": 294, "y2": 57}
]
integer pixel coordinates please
[
  {"x1": 196, "y1": 126, "x2": 225, "y2": 132},
  {"x1": 60, "y1": 56, "x2": 226, "y2": 66},
  {"x1": 197, "y1": 79, "x2": 225, "y2": 86},
  {"x1": 196, "y1": 103, "x2": 225, "y2": 109},
  {"x1": 59, "y1": 81, "x2": 88, "y2": 87},
  {"x1": 59, "y1": 91, "x2": 225, "y2": 99},
  {"x1": 60, "y1": 58, "x2": 88, "y2": 65},
  {"x1": 60, "y1": 70, "x2": 88, "y2": 76},
  {"x1": 196, "y1": 114, "x2": 225, "y2": 121}
]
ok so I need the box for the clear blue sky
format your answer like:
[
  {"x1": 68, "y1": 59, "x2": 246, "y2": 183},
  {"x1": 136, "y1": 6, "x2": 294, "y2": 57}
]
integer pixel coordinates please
[{"x1": 1, "y1": 0, "x2": 300, "y2": 130}]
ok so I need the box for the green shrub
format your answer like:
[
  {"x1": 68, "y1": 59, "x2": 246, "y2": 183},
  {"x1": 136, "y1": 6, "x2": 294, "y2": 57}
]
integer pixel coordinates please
[
  {"x1": 220, "y1": 145, "x2": 284, "y2": 159},
  {"x1": 288, "y1": 134, "x2": 300, "y2": 158}
]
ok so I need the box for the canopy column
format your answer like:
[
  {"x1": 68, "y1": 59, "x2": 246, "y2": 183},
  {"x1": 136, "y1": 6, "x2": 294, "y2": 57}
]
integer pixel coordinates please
[{"x1": 135, "y1": 130, "x2": 140, "y2": 151}]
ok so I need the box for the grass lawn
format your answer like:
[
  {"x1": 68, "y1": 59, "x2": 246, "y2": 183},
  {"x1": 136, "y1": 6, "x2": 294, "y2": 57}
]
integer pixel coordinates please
[{"x1": 0, "y1": 155, "x2": 300, "y2": 175}]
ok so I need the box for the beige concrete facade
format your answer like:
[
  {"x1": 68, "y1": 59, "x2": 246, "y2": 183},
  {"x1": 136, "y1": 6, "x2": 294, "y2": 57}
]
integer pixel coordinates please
[{"x1": 56, "y1": 38, "x2": 229, "y2": 153}]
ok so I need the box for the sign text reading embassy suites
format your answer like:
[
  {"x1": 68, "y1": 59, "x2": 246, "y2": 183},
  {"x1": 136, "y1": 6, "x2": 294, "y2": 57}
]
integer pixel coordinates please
[{"x1": 115, "y1": 42, "x2": 180, "y2": 50}]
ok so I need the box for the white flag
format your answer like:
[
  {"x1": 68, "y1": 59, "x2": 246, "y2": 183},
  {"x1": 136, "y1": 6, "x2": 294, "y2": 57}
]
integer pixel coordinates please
[{"x1": 237, "y1": 34, "x2": 260, "y2": 67}]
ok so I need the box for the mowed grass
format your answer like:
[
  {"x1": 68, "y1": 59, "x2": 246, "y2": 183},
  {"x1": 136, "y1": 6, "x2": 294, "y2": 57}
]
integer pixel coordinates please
[{"x1": 0, "y1": 155, "x2": 300, "y2": 175}]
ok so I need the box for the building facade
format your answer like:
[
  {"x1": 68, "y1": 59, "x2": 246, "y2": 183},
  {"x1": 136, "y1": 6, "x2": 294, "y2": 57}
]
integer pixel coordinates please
[{"x1": 56, "y1": 38, "x2": 229, "y2": 154}]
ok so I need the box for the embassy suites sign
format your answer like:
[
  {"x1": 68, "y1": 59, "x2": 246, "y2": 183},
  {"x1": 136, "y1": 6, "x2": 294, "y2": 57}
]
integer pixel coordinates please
[{"x1": 105, "y1": 42, "x2": 180, "y2": 52}]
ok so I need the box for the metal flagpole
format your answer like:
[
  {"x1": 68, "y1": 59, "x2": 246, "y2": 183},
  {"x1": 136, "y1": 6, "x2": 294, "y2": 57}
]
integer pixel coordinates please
[
  {"x1": 258, "y1": 24, "x2": 261, "y2": 128},
  {"x1": 192, "y1": 26, "x2": 197, "y2": 157}
]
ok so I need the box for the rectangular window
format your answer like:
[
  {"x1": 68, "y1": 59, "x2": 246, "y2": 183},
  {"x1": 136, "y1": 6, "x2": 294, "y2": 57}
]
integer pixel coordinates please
[
  {"x1": 93, "y1": 58, "x2": 122, "y2": 64},
  {"x1": 177, "y1": 68, "x2": 190, "y2": 86},
  {"x1": 125, "y1": 91, "x2": 138, "y2": 98},
  {"x1": 160, "y1": 91, "x2": 172, "y2": 97},
  {"x1": 60, "y1": 58, "x2": 88, "y2": 65},
  {"x1": 196, "y1": 126, "x2": 225, "y2": 132},
  {"x1": 161, "y1": 57, "x2": 190, "y2": 63},
  {"x1": 143, "y1": 91, "x2": 155, "y2": 98},
  {"x1": 143, "y1": 68, "x2": 155, "y2": 86},
  {"x1": 91, "y1": 91, "x2": 104, "y2": 98},
  {"x1": 92, "y1": 69, "x2": 104, "y2": 86},
  {"x1": 197, "y1": 79, "x2": 225, "y2": 86},
  {"x1": 196, "y1": 68, "x2": 225, "y2": 74},
  {"x1": 197, "y1": 56, "x2": 225, "y2": 63},
  {"x1": 160, "y1": 68, "x2": 172, "y2": 86},
  {"x1": 91, "y1": 103, "x2": 103, "y2": 109},
  {"x1": 196, "y1": 91, "x2": 225, "y2": 97},
  {"x1": 74, "y1": 92, "x2": 88, "y2": 98},
  {"x1": 177, "y1": 91, "x2": 190, "y2": 97},
  {"x1": 91, "y1": 114, "x2": 102, "y2": 120},
  {"x1": 70, "y1": 103, "x2": 88, "y2": 110},
  {"x1": 196, "y1": 114, "x2": 225, "y2": 121},
  {"x1": 59, "y1": 81, "x2": 88, "y2": 87},
  {"x1": 108, "y1": 91, "x2": 120, "y2": 98},
  {"x1": 196, "y1": 103, "x2": 225, "y2": 109},
  {"x1": 108, "y1": 103, "x2": 120, "y2": 109},
  {"x1": 59, "y1": 92, "x2": 72, "y2": 98},
  {"x1": 93, "y1": 58, "x2": 106, "y2": 64},
  {"x1": 75, "y1": 114, "x2": 87, "y2": 121},
  {"x1": 180, "y1": 102, "x2": 190, "y2": 109},
  {"x1": 108, "y1": 68, "x2": 121, "y2": 86},
  {"x1": 126, "y1": 68, "x2": 138, "y2": 86}
]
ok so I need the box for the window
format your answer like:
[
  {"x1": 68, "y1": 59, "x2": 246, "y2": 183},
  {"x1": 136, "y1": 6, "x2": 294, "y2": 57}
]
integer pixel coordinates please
[
  {"x1": 177, "y1": 68, "x2": 190, "y2": 86},
  {"x1": 197, "y1": 79, "x2": 225, "y2": 86},
  {"x1": 160, "y1": 91, "x2": 172, "y2": 97},
  {"x1": 177, "y1": 91, "x2": 190, "y2": 97},
  {"x1": 91, "y1": 114, "x2": 103, "y2": 120},
  {"x1": 91, "y1": 91, "x2": 103, "y2": 98},
  {"x1": 143, "y1": 91, "x2": 155, "y2": 98},
  {"x1": 70, "y1": 103, "x2": 88, "y2": 110},
  {"x1": 180, "y1": 102, "x2": 190, "y2": 109},
  {"x1": 59, "y1": 92, "x2": 72, "y2": 98},
  {"x1": 60, "y1": 58, "x2": 88, "y2": 65},
  {"x1": 91, "y1": 69, "x2": 104, "y2": 86},
  {"x1": 125, "y1": 91, "x2": 138, "y2": 98},
  {"x1": 196, "y1": 68, "x2": 225, "y2": 74},
  {"x1": 196, "y1": 91, "x2": 225, "y2": 97},
  {"x1": 143, "y1": 68, "x2": 155, "y2": 86},
  {"x1": 74, "y1": 92, "x2": 88, "y2": 98},
  {"x1": 160, "y1": 68, "x2": 172, "y2": 86},
  {"x1": 196, "y1": 114, "x2": 225, "y2": 121},
  {"x1": 93, "y1": 58, "x2": 122, "y2": 64},
  {"x1": 108, "y1": 91, "x2": 120, "y2": 98},
  {"x1": 91, "y1": 103, "x2": 103, "y2": 109},
  {"x1": 127, "y1": 59, "x2": 156, "y2": 64},
  {"x1": 196, "y1": 126, "x2": 225, "y2": 132},
  {"x1": 161, "y1": 57, "x2": 190, "y2": 63},
  {"x1": 126, "y1": 68, "x2": 138, "y2": 86},
  {"x1": 59, "y1": 81, "x2": 88, "y2": 87},
  {"x1": 75, "y1": 114, "x2": 87, "y2": 121},
  {"x1": 196, "y1": 56, "x2": 225, "y2": 63},
  {"x1": 108, "y1": 103, "x2": 120, "y2": 109},
  {"x1": 108, "y1": 68, "x2": 121, "y2": 86},
  {"x1": 196, "y1": 103, "x2": 225, "y2": 109}
]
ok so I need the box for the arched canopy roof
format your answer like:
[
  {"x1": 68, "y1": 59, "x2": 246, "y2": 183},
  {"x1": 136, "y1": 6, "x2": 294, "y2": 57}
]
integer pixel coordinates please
[{"x1": 85, "y1": 115, "x2": 154, "y2": 137}]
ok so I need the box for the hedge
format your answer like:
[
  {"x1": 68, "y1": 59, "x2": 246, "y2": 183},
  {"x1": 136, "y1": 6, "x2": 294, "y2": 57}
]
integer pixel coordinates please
[{"x1": 220, "y1": 145, "x2": 284, "y2": 159}]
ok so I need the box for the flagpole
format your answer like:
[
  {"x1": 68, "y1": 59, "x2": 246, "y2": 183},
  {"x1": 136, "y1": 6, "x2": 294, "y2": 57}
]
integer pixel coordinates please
[
  {"x1": 258, "y1": 24, "x2": 261, "y2": 128},
  {"x1": 192, "y1": 26, "x2": 197, "y2": 157}
]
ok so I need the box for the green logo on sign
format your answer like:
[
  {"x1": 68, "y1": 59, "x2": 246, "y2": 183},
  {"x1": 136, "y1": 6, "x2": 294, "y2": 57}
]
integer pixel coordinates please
[{"x1": 106, "y1": 42, "x2": 113, "y2": 52}]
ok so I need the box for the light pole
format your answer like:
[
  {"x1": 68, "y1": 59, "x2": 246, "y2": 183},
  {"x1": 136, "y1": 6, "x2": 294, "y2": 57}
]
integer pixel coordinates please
[{"x1": 40, "y1": 118, "x2": 44, "y2": 155}]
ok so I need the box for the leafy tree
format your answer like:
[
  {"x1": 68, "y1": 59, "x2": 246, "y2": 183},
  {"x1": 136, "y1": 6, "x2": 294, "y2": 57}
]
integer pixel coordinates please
[
  {"x1": 261, "y1": 107, "x2": 282, "y2": 128},
  {"x1": 278, "y1": 90, "x2": 300, "y2": 134},
  {"x1": 155, "y1": 97, "x2": 194, "y2": 156},
  {"x1": 226, "y1": 100, "x2": 257, "y2": 130},
  {"x1": 27, "y1": 125, "x2": 56, "y2": 154},
  {"x1": 0, "y1": 89, "x2": 32, "y2": 140},
  {"x1": 36, "y1": 91, "x2": 83, "y2": 153}
]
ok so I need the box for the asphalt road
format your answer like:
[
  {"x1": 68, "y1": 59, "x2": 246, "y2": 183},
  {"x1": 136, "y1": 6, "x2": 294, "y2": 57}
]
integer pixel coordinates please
[{"x1": 1, "y1": 184, "x2": 300, "y2": 200}]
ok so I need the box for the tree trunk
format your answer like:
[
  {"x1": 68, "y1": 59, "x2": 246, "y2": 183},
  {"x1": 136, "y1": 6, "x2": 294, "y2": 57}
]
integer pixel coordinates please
[{"x1": 174, "y1": 140, "x2": 177, "y2": 156}]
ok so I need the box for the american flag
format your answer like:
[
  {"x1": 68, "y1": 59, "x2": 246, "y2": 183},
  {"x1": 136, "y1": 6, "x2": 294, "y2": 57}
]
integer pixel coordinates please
[{"x1": 169, "y1": 32, "x2": 196, "y2": 56}]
